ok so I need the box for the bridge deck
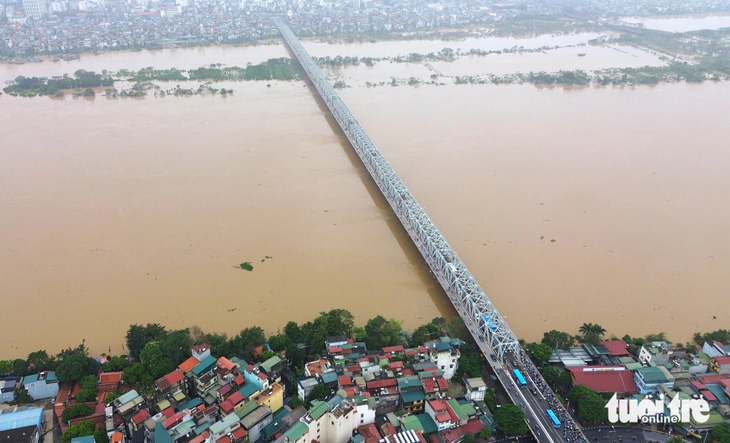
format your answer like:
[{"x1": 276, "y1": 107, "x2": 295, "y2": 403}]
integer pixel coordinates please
[{"x1": 274, "y1": 18, "x2": 588, "y2": 443}]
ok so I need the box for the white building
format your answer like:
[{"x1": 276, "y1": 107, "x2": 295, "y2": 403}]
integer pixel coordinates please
[
  {"x1": 464, "y1": 377, "x2": 487, "y2": 402},
  {"x1": 428, "y1": 339, "x2": 460, "y2": 380},
  {"x1": 23, "y1": 372, "x2": 58, "y2": 401}
]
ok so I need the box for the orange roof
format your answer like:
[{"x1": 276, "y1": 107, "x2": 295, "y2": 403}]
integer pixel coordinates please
[
  {"x1": 99, "y1": 372, "x2": 123, "y2": 384},
  {"x1": 232, "y1": 427, "x2": 247, "y2": 439},
  {"x1": 179, "y1": 356, "x2": 200, "y2": 373},
  {"x1": 111, "y1": 432, "x2": 124, "y2": 443},
  {"x1": 156, "y1": 369, "x2": 185, "y2": 390},
  {"x1": 217, "y1": 357, "x2": 236, "y2": 371}
]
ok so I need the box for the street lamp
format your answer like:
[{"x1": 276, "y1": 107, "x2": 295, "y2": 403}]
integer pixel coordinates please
[{"x1": 610, "y1": 425, "x2": 616, "y2": 443}]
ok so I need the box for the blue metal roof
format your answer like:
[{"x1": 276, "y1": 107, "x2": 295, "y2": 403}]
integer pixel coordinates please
[{"x1": 0, "y1": 407, "x2": 44, "y2": 431}]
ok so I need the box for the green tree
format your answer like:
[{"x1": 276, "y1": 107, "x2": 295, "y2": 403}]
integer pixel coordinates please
[
  {"x1": 61, "y1": 420, "x2": 95, "y2": 443},
  {"x1": 283, "y1": 322, "x2": 304, "y2": 343},
  {"x1": 306, "y1": 384, "x2": 332, "y2": 406},
  {"x1": 456, "y1": 343, "x2": 482, "y2": 378},
  {"x1": 410, "y1": 323, "x2": 439, "y2": 346},
  {"x1": 75, "y1": 374, "x2": 99, "y2": 402},
  {"x1": 56, "y1": 353, "x2": 94, "y2": 382},
  {"x1": 0, "y1": 360, "x2": 14, "y2": 376},
  {"x1": 102, "y1": 356, "x2": 130, "y2": 372},
  {"x1": 122, "y1": 363, "x2": 153, "y2": 392},
  {"x1": 160, "y1": 329, "x2": 193, "y2": 365},
  {"x1": 541, "y1": 330, "x2": 574, "y2": 349},
  {"x1": 62, "y1": 403, "x2": 93, "y2": 423},
  {"x1": 126, "y1": 323, "x2": 167, "y2": 359},
  {"x1": 95, "y1": 427, "x2": 110, "y2": 443},
  {"x1": 494, "y1": 404, "x2": 529, "y2": 435},
  {"x1": 542, "y1": 366, "x2": 559, "y2": 386},
  {"x1": 532, "y1": 343, "x2": 553, "y2": 362},
  {"x1": 569, "y1": 385, "x2": 607, "y2": 424},
  {"x1": 479, "y1": 428, "x2": 493, "y2": 439},
  {"x1": 666, "y1": 437, "x2": 684, "y2": 443},
  {"x1": 237, "y1": 326, "x2": 267, "y2": 357},
  {"x1": 364, "y1": 316, "x2": 403, "y2": 350},
  {"x1": 645, "y1": 332, "x2": 667, "y2": 342},
  {"x1": 25, "y1": 350, "x2": 56, "y2": 374},
  {"x1": 713, "y1": 422, "x2": 730, "y2": 443},
  {"x1": 268, "y1": 334, "x2": 292, "y2": 352},
  {"x1": 461, "y1": 433, "x2": 476, "y2": 443},
  {"x1": 140, "y1": 342, "x2": 175, "y2": 379},
  {"x1": 323, "y1": 309, "x2": 355, "y2": 337}
]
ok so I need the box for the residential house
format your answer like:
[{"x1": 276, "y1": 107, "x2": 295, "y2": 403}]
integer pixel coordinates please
[
  {"x1": 0, "y1": 426, "x2": 40, "y2": 443},
  {"x1": 464, "y1": 377, "x2": 487, "y2": 402},
  {"x1": 398, "y1": 376, "x2": 425, "y2": 415},
  {"x1": 256, "y1": 383, "x2": 284, "y2": 412},
  {"x1": 260, "y1": 355, "x2": 286, "y2": 383},
  {"x1": 298, "y1": 377, "x2": 319, "y2": 402},
  {"x1": 601, "y1": 340, "x2": 632, "y2": 359},
  {"x1": 633, "y1": 366, "x2": 675, "y2": 394},
  {"x1": 0, "y1": 377, "x2": 20, "y2": 403},
  {"x1": 98, "y1": 372, "x2": 123, "y2": 393},
  {"x1": 300, "y1": 397, "x2": 356, "y2": 443},
  {"x1": 188, "y1": 355, "x2": 218, "y2": 398},
  {"x1": 424, "y1": 399, "x2": 457, "y2": 431},
  {"x1": 638, "y1": 341, "x2": 681, "y2": 366},
  {"x1": 191, "y1": 344, "x2": 211, "y2": 362},
  {"x1": 365, "y1": 378, "x2": 399, "y2": 415},
  {"x1": 703, "y1": 341, "x2": 730, "y2": 358},
  {"x1": 428, "y1": 339, "x2": 460, "y2": 381},
  {"x1": 23, "y1": 371, "x2": 59, "y2": 400},
  {"x1": 240, "y1": 404, "x2": 273, "y2": 442},
  {"x1": 154, "y1": 370, "x2": 188, "y2": 411}
]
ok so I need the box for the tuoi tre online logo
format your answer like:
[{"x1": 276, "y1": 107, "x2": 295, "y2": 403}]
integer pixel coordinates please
[{"x1": 606, "y1": 393, "x2": 710, "y2": 424}]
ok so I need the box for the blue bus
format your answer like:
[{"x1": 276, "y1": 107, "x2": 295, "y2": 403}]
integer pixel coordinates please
[
  {"x1": 483, "y1": 316, "x2": 497, "y2": 332},
  {"x1": 512, "y1": 369, "x2": 527, "y2": 388},
  {"x1": 546, "y1": 409, "x2": 561, "y2": 429}
]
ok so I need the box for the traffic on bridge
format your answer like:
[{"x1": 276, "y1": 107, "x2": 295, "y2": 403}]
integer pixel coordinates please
[{"x1": 274, "y1": 17, "x2": 588, "y2": 442}]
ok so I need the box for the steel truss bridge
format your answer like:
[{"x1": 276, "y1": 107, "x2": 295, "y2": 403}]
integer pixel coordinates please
[{"x1": 275, "y1": 18, "x2": 587, "y2": 443}]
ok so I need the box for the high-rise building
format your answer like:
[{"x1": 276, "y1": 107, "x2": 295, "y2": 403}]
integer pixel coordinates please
[{"x1": 23, "y1": 0, "x2": 47, "y2": 19}]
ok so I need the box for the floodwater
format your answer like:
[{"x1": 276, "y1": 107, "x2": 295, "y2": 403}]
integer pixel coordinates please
[
  {"x1": 2, "y1": 36, "x2": 729, "y2": 359},
  {"x1": 621, "y1": 13, "x2": 730, "y2": 33}
]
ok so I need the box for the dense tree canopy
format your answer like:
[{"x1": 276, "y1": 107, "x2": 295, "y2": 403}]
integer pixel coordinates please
[
  {"x1": 541, "y1": 330, "x2": 574, "y2": 350},
  {"x1": 569, "y1": 385, "x2": 608, "y2": 424},
  {"x1": 61, "y1": 420, "x2": 95, "y2": 443},
  {"x1": 55, "y1": 353, "x2": 98, "y2": 383},
  {"x1": 532, "y1": 343, "x2": 553, "y2": 362},
  {"x1": 126, "y1": 323, "x2": 167, "y2": 359},
  {"x1": 494, "y1": 404, "x2": 529, "y2": 435},
  {"x1": 713, "y1": 422, "x2": 730, "y2": 443},
  {"x1": 364, "y1": 315, "x2": 404, "y2": 350},
  {"x1": 62, "y1": 403, "x2": 93, "y2": 423}
]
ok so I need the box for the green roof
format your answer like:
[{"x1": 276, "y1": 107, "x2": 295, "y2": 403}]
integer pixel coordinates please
[
  {"x1": 636, "y1": 366, "x2": 670, "y2": 383},
  {"x1": 320, "y1": 371, "x2": 338, "y2": 384},
  {"x1": 401, "y1": 390, "x2": 426, "y2": 404},
  {"x1": 173, "y1": 391, "x2": 186, "y2": 402},
  {"x1": 117, "y1": 390, "x2": 139, "y2": 405},
  {"x1": 416, "y1": 413, "x2": 439, "y2": 434},
  {"x1": 176, "y1": 397, "x2": 202, "y2": 412},
  {"x1": 235, "y1": 401, "x2": 260, "y2": 419},
  {"x1": 239, "y1": 384, "x2": 260, "y2": 399},
  {"x1": 308, "y1": 400, "x2": 329, "y2": 420},
  {"x1": 400, "y1": 415, "x2": 425, "y2": 432},
  {"x1": 691, "y1": 410, "x2": 725, "y2": 426},
  {"x1": 71, "y1": 437, "x2": 95, "y2": 443},
  {"x1": 447, "y1": 399, "x2": 468, "y2": 420},
  {"x1": 283, "y1": 421, "x2": 309, "y2": 441},
  {"x1": 154, "y1": 421, "x2": 175, "y2": 443},
  {"x1": 397, "y1": 376, "x2": 422, "y2": 389},
  {"x1": 192, "y1": 355, "x2": 217, "y2": 376},
  {"x1": 418, "y1": 370, "x2": 443, "y2": 379},
  {"x1": 261, "y1": 355, "x2": 283, "y2": 373},
  {"x1": 195, "y1": 422, "x2": 211, "y2": 435},
  {"x1": 172, "y1": 419, "x2": 195, "y2": 435},
  {"x1": 209, "y1": 413, "x2": 241, "y2": 434}
]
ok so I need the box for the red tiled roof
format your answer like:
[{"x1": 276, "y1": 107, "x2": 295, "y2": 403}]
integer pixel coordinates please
[
  {"x1": 422, "y1": 379, "x2": 436, "y2": 393},
  {"x1": 713, "y1": 356, "x2": 730, "y2": 365},
  {"x1": 430, "y1": 399, "x2": 448, "y2": 412},
  {"x1": 160, "y1": 406, "x2": 175, "y2": 418},
  {"x1": 405, "y1": 350, "x2": 418, "y2": 357},
  {"x1": 99, "y1": 372, "x2": 123, "y2": 384},
  {"x1": 390, "y1": 362, "x2": 404, "y2": 371},
  {"x1": 234, "y1": 375, "x2": 245, "y2": 387},
  {"x1": 189, "y1": 436, "x2": 206, "y2": 443},
  {"x1": 567, "y1": 366, "x2": 638, "y2": 394},
  {"x1": 164, "y1": 411, "x2": 184, "y2": 429},
  {"x1": 344, "y1": 387, "x2": 358, "y2": 397},
  {"x1": 702, "y1": 390, "x2": 717, "y2": 402},
  {"x1": 192, "y1": 344, "x2": 210, "y2": 353},
  {"x1": 698, "y1": 374, "x2": 728, "y2": 384},
  {"x1": 339, "y1": 376, "x2": 352, "y2": 386},
  {"x1": 178, "y1": 356, "x2": 200, "y2": 373},
  {"x1": 383, "y1": 346, "x2": 405, "y2": 354},
  {"x1": 257, "y1": 372, "x2": 268, "y2": 381},
  {"x1": 156, "y1": 370, "x2": 185, "y2": 391},
  {"x1": 347, "y1": 365, "x2": 361, "y2": 374},
  {"x1": 216, "y1": 436, "x2": 232, "y2": 443},
  {"x1": 111, "y1": 432, "x2": 124, "y2": 443},
  {"x1": 131, "y1": 409, "x2": 151, "y2": 425},
  {"x1": 366, "y1": 379, "x2": 397, "y2": 390},
  {"x1": 219, "y1": 384, "x2": 232, "y2": 398},
  {"x1": 402, "y1": 369, "x2": 414, "y2": 376},
  {"x1": 56, "y1": 382, "x2": 73, "y2": 405},
  {"x1": 436, "y1": 377, "x2": 448, "y2": 390},
  {"x1": 329, "y1": 346, "x2": 343, "y2": 353},
  {"x1": 232, "y1": 427, "x2": 247, "y2": 439},
  {"x1": 691, "y1": 381, "x2": 706, "y2": 390},
  {"x1": 217, "y1": 357, "x2": 236, "y2": 371},
  {"x1": 601, "y1": 340, "x2": 631, "y2": 357},
  {"x1": 435, "y1": 412, "x2": 451, "y2": 423},
  {"x1": 720, "y1": 379, "x2": 730, "y2": 389},
  {"x1": 357, "y1": 423, "x2": 381, "y2": 443},
  {"x1": 228, "y1": 392, "x2": 244, "y2": 406}
]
